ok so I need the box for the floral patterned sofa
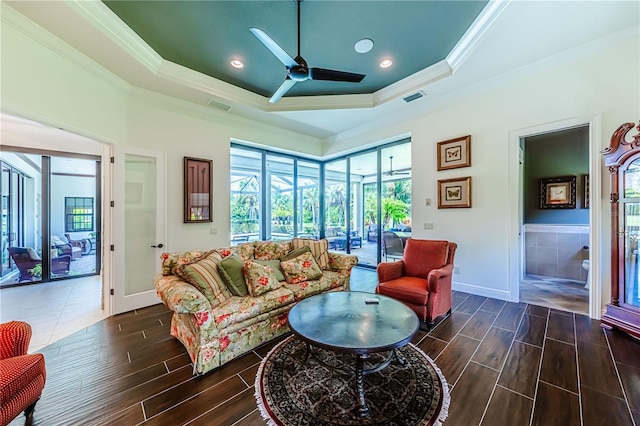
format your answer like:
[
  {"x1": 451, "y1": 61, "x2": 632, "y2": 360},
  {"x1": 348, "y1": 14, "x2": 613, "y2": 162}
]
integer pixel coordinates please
[{"x1": 154, "y1": 238, "x2": 358, "y2": 375}]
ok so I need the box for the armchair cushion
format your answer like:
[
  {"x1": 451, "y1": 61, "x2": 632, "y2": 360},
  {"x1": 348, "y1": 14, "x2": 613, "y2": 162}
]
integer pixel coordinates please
[
  {"x1": 1, "y1": 354, "x2": 46, "y2": 404},
  {"x1": 0, "y1": 321, "x2": 46, "y2": 425},
  {"x1": 403, "y1": 239, "x2": 449, "y2": 278},
  {"x1": 376, "y1": 276, "x2": 429, "y2": 306}
]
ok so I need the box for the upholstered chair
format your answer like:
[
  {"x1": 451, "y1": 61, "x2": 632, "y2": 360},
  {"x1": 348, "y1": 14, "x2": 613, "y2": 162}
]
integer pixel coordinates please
[
  {"x1": 0, "y1": 321, "x2": 46, "y2": 425},
  {"x1": 376, "y1": 239, "x2": 457, "y2": 329}
]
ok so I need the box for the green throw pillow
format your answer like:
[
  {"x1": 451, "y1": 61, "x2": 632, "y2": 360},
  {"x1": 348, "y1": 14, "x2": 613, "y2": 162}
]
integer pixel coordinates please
[
  {"x1": 218, "y1": 253, "x2": 248, "y2": 296},
  {"x1": 281, "y1": 245, "x2": 311, "y2": 262},
  {"x1": 254, "y1": 259, "x2": 285, "y2": 281}
]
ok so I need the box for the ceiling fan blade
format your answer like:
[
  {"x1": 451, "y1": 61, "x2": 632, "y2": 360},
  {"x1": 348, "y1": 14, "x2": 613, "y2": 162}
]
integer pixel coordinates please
[
  {"x1": 309, "y1": 68, "x2": 365, "y2": 83},
  {"x1": 249, "y1": 27, "x2": 297, "y2": 68},
  {"x1": 269, "y1": 78, "x2": 297, "y2": 103}
]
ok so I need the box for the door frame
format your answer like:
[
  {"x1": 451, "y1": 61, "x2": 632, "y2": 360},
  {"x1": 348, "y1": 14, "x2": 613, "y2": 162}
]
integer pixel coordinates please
[{"x1": 508, "y1": 115, "x2": 602, "y2": 319}]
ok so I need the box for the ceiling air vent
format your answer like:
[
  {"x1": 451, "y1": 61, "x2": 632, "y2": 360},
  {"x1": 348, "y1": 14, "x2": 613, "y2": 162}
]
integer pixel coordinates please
[
  {"x1": 402, "y1": 91, "x2": 425, "y2": 103},
  {"x1": 206, "y1": 99, "x2": 231, "y2": 111}
]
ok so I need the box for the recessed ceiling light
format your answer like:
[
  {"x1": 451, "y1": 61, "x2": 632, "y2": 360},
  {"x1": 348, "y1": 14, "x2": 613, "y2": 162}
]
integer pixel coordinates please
[
  {"x1": 230, "y1": 59, "x2": 244, "y2": 69},
  {"x1": 354, "y1": 38, "x2": 374, "y2": 54},
  {"x1": 380, "y1": 59, "x2": 393, "y2": 68}
]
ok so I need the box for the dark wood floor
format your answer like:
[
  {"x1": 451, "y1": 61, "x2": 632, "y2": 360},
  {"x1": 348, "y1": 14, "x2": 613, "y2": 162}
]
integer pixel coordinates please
[{"x1": 11, "y1": 268, "x2": 640, "y2": 426}]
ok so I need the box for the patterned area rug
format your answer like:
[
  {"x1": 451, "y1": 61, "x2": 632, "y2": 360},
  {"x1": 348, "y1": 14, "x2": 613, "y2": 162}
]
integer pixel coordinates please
[{"x1": 255, "y1": 336, "x2": 450, "y2": 426}]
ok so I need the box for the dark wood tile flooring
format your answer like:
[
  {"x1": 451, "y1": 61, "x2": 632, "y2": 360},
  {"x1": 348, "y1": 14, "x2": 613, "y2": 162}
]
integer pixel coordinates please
[{"x1": 10, "y1": 268, "x2": 640, "y2": 425}]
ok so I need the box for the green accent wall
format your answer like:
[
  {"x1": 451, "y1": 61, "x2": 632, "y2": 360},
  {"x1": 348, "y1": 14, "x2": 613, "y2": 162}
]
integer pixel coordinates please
[{"x1": 524, "y1": 126, "x2": 589, "y2": 224}]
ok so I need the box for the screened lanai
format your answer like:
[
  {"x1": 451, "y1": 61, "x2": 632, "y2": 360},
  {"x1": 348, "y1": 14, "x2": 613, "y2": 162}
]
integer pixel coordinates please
[{"x1": 230, "y1": 140, "x2": 411, "y2": 267}]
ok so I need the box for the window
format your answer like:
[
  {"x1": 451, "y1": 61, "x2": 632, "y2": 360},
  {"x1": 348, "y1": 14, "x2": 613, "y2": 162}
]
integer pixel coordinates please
[
  {"x1": 65, "y1": 197, "x2": 94, "y2": 232},
  {"x1": 230, "y1": 146, "x2": 322, "y2": 243}
]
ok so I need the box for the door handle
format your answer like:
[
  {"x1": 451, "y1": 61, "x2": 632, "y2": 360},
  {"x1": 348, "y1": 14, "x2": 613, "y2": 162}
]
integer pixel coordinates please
[{"x1": 151, "y1": 243, "x2": 164, "y2": 248}]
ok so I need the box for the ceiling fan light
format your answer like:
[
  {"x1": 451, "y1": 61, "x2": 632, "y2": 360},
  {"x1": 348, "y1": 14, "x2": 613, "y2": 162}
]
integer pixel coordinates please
[
  {"x1": 230, "y1": 59, "x2": 244, "y2": 69},
  {"x1": 354, "y1": 38, "x2": 374, "y2": 54}
]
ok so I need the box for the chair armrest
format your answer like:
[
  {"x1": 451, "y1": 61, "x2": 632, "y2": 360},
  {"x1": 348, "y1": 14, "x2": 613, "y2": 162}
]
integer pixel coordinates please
[
  {"x1": 327, "y1": 252, "x2": 358, "y2": 271},
  {"x1": 427, "y1": 264, "x2": 454, "y2": 293},
  {"x1": 377, "y1": 261, "x2": 404, "y2": 282},
  {"x1": 154, "y1": 275, "x2": 211, "y2": 315},
  {"x1": 0, "y1": 321, "x2": 32, "y2": 359}
]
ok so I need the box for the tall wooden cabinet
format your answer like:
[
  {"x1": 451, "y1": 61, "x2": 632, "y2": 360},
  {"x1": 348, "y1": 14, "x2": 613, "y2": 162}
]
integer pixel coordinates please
[{"x1": 602, "y1": 121, "x2": 640, "y2": 338}]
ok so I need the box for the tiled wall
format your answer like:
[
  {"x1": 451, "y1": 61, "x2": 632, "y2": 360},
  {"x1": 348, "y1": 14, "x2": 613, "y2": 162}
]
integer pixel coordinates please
[{"x1": 525, "y1": 224, "x2": 589, "y2": 282}]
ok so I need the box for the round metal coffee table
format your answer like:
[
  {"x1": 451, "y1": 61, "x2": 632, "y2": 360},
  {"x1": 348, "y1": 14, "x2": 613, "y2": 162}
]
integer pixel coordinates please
[{"x1": 287, "y1": 291, "x2": 420, "y2": 417}]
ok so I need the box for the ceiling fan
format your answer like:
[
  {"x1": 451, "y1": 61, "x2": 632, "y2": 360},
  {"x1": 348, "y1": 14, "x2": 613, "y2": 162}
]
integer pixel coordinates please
[
  {"x1": 385, "y1": 156, "x2": 411, "y2": 176},
  {"x1": 249, "y1": 0, "x2": 365, "y2": 103}
]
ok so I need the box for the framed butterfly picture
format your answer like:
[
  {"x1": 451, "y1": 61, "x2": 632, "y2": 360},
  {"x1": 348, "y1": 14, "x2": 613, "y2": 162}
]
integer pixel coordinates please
[
  {"x1": 437, "y1": 135, "x2": 471, "y2": 171},
  {"x1": 438, "y1": 176, "x2": 472, "y2": 209}
]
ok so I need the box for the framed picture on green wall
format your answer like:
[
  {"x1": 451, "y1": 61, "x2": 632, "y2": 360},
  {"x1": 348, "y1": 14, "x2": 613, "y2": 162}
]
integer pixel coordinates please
[{"x1": 540, "y1": 176, "x2": 576, "y2": 209}]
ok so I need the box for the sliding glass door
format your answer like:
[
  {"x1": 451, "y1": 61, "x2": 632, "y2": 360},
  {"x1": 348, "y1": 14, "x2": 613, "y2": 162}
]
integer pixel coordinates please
[
  {"x1": 0, "y1": 149, "x2": 101, "y2": 287},
  {"x1": 1, "y1": 158, "x2": 38, "y2": 284},
  {"x1": 350, "y1": 151, "x2": 378, "y2": 266},
  {"x1": 229, "y1": 141, "x2": 410, "y2": 267},
  {"x1": 230, "y1": 146, "x2": 322, "y2": 243}
]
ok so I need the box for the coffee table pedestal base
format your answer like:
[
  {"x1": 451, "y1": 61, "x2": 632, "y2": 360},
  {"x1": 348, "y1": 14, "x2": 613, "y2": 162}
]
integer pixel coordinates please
[{"x1": 303, "y1": 343, "x2": 407, "y2": 417}]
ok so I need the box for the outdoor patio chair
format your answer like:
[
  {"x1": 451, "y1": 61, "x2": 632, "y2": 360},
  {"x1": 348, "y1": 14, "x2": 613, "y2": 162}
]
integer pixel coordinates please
[
  {"x1": 382, "y1": 231, "x2": 404, "y2": 261},
  {"x1": 7, "y1": 247, "x2": 71, "y2": 282}
]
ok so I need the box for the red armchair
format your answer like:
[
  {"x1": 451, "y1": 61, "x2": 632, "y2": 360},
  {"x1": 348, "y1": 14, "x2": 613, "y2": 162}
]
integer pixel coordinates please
[
  {"x1": 0, "y1": 321, "x2": 46, "y2": 426},
  {"x1": 376, "y1": 239, "x2": 457, "y2": 329}
]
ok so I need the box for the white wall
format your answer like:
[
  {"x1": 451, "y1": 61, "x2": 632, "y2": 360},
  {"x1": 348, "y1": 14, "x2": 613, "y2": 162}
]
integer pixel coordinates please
[
  {"x1": 2, "y1": 4, "x2": 639, "y2": 312},
  {"x1": 326, "y1": 28, "x2": 640, "y2": 305}
]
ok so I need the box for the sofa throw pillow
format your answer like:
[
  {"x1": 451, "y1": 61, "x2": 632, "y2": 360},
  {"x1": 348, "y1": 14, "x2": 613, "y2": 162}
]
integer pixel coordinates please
[
  {"x1": 291, "y1": 238, "x2": 329, "y2": 270},
  {"x1": 218, "y1": 253, "x2": 248, "y2": 296},
  {"x1": 280, "y1": 251, "x2": 323, "y2": 284},
  {"x1": 280, "y1": 245, "x2": 311, "y2": 262},
  {"x1": 243, "y1": 260, "x2": 282, "y2": 297},
  {"x1": 254, "y1": 259, "x2": 285, "y2": 281},
  {"x1": 175, "y1": 253, "x2": 232, "y2": 307}
]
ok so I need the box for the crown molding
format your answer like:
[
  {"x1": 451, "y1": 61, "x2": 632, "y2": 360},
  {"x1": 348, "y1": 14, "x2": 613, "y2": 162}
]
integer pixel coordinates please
[
  {"x1": 447, "y1": 0, "x2": 511, "y2": 71},
  {"x1": 68, "y1": 0, "x2": 162, "y2": 74},
  {"x1": 1, "y1": 2, "x2": 130, "y2": 94}
]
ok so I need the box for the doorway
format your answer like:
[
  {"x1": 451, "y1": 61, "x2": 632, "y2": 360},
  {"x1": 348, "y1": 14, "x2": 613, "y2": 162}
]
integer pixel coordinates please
[
  {"x1": 326, "y1": 140, "x2": 412, "y2": 268},
  {"x1": 509, "y1": 116, "x2": 602, "y2": 319},
  {"x1": 520, "y1": 126, "x2": 590, "y2": 314},
  {"x1": 1, "y1": 151, "x2": 102, "y2": 288},
  {"x1": 0, "y1": 113, "x2": 110, "y2": 348}
]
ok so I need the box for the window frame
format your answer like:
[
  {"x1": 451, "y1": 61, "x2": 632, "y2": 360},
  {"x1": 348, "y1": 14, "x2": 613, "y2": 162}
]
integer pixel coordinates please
[{"x1": 64, "y1": 196, "x2": 94, "y2": 232}]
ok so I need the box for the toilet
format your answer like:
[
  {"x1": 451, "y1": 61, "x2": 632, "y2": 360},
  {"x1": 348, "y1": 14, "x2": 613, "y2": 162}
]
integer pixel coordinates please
[{"x1": 582, "y1": 260, "x2": 590, "y2": 289}]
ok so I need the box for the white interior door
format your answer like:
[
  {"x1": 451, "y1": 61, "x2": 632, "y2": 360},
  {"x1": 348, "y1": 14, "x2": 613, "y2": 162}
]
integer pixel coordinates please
[{"x1": 113, "y1": 148, "x2": 165, "y2": 314}]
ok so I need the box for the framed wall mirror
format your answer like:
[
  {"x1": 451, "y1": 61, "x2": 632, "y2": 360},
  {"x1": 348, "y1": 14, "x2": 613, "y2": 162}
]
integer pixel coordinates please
[{"x1": 184, "y1": 157, "x2": 212, "y2": 223}]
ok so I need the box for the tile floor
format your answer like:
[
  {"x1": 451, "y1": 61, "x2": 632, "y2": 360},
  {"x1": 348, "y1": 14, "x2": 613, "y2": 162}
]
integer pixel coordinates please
[
  {"x1": 0, "y1": 267, "x2": 590, "y2": 354},
  {"x1": 0, "y1": 274, "x2": 106, "y2": 352}
]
